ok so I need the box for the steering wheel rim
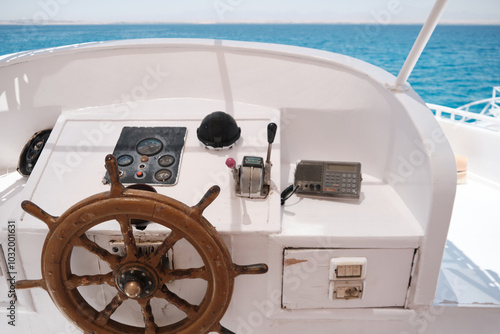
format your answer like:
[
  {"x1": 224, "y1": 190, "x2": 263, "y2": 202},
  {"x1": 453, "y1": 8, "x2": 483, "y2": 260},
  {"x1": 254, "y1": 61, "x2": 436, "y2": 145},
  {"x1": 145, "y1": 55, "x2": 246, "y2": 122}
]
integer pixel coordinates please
[{"x1": 16, "y1": 155, "x2": 268, "y2": 334}]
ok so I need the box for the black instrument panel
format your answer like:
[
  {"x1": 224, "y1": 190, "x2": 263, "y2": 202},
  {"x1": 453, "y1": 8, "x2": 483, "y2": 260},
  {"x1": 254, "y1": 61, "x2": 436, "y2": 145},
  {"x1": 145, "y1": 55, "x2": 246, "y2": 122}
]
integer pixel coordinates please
[{"x1": 105, "y1": 127, "x2": 187, "y2": 185}]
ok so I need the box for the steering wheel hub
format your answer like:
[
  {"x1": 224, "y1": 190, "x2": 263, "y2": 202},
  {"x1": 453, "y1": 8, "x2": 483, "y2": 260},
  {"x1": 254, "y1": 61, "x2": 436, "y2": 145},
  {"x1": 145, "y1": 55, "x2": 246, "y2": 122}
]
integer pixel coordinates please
[{"x1": 115, "y1": 263, "x2": 158, "y2": 299}]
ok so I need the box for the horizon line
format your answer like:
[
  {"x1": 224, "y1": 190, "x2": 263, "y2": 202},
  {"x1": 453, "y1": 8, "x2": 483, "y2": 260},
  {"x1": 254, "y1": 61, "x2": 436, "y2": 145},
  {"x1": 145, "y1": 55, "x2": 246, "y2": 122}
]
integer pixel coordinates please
[{"x1": 1, "y1": 19, "x2": 500, "y2": 26}]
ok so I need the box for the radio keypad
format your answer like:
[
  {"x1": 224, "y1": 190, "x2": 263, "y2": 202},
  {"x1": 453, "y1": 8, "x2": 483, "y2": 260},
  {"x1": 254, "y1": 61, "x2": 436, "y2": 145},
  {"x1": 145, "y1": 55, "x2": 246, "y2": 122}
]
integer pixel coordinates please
[{"x1": 324, "y1": 171, "x2": 358, "y2": 195}]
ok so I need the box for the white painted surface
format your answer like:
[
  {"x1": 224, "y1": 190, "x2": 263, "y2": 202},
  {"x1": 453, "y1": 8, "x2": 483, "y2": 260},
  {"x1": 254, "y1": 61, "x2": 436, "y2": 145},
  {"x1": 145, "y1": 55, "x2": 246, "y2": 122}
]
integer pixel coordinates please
[
  {"x1": 283, "y1": 248, "x2": 415, "y2": 309},
  {"x1": 280, "y1": 173, "x2": 423, "y2": 249}
]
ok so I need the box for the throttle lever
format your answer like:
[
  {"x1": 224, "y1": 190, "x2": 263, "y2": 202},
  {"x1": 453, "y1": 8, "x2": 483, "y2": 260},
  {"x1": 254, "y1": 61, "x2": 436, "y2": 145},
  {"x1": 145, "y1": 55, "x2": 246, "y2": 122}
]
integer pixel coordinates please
[
  {"x1": 266, "y1": 122, "x2": 277, "y2": 163},
  {"x1": 226, "y1": 122, "x2": 277, "y2": 199}
]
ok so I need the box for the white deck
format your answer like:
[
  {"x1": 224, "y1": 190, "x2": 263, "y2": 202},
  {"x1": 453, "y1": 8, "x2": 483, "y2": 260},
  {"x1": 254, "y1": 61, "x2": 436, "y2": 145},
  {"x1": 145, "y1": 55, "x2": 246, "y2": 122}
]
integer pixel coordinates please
[
  {"x1": 435, "y1": 176, "x2": 500, "y2": 305},
  {"x1": 434, "y1": 116, "x2": 500, "y2": 306}
]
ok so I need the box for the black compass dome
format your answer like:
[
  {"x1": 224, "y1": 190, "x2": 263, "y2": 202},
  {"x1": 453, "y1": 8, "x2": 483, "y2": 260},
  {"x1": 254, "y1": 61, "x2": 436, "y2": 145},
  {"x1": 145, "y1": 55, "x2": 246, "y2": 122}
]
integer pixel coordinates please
[{"x1": 197, "y1": 111, "x2": 241, "y2": 149}]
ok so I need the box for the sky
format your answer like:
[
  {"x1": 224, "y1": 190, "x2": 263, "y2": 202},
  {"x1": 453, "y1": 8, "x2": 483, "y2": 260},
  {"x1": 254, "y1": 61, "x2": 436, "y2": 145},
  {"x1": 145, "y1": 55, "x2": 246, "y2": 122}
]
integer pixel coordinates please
[{"x1": 0, "y1": 0, "x2": 499, "y2": 24}]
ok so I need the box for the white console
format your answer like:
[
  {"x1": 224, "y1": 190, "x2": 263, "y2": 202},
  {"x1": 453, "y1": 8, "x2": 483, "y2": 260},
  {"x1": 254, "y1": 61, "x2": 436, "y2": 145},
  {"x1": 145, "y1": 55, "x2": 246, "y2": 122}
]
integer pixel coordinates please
[{"x1": 18, "y1": 99, "x2": 281, "y2": 234}]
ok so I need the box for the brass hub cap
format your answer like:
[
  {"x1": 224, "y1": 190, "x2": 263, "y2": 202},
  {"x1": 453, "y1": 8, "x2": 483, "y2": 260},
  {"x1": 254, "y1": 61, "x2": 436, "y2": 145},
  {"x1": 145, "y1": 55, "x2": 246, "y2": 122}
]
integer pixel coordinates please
[{"x1": 115, "y1": 263, "x2": 158, "y2": 299}]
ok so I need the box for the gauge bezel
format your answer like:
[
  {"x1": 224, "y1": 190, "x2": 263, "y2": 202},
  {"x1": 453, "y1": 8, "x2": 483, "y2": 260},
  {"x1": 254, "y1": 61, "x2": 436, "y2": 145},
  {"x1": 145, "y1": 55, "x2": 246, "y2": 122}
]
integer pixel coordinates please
[
  {"x1": 117, "y1": 154, "x2": 134, "y2": 167},
  {"x1": 136, "y1": 137, "x2": 163, "y2": 156},
  {"x1": 158, "y1": 154, "x2": 175, "y2": 167},
  {"x1": 154, "y1": 169, "x2": 172, "y2": 182}
]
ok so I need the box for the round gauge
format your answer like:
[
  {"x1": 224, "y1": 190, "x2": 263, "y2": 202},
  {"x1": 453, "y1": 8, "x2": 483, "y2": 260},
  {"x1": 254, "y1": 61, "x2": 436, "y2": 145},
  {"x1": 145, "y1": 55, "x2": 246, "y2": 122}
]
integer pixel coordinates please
[
  {"x1": 117, "y1": 154, "x2": 134, "y2": 167},
  {"x1": 158, "y1": 154, "x2": 175, "y2": 167},
  {"x1": 154, "y1": 169, "x2": 172, "y2": 182},
  {"x1": 136, "y1": 138, "x2": 163, "y2": 156}
]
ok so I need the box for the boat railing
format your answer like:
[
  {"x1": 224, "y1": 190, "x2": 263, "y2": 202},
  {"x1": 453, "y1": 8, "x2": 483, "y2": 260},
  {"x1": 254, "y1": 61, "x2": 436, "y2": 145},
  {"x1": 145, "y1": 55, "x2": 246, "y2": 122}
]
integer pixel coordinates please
[
  {"x1": 427, "y1": 87, "x2": 500, "y2": 130},
  {"x1": 458, "y1": 86, "x2": 500, "y2": 116}
]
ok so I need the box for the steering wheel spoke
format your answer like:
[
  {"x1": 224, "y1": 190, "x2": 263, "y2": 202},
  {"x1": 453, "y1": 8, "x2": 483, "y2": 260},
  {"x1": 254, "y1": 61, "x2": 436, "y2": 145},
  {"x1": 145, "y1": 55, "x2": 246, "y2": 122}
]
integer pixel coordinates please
[
  {"x1": 95, "y1": 293, "x2": 124, "y2": 326},
  {"x1": 156, "y1": 285, "x2": 199, "y2": 319},
  {"x1": 65, "y1": 273, "x2": 115, "y2": 290},
  {"x1": 148, "y1": 229, "x2": 182, "y2": 268},
  {"x1": 163, "y1": 267, "x2": 209, "y2": 282},
  {"x1": 116, "y1": 215, "x2": 139, "y2": 261},
  {"x1": 232, "y1": 263, "x2": 269, "y2": 277},
  {"x1": 74, "y1": 234, "x2": 121, "y2": 269},
  {"x1": 138, "y1": 299, "x2": 158, "y2": 334}
]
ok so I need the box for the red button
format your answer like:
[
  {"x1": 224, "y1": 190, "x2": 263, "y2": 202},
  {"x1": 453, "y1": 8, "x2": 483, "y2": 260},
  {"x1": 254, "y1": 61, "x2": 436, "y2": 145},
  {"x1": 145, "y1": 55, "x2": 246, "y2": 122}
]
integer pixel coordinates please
[{"x1": 136, "y1": 171, "x2": 144, "y2": 177}]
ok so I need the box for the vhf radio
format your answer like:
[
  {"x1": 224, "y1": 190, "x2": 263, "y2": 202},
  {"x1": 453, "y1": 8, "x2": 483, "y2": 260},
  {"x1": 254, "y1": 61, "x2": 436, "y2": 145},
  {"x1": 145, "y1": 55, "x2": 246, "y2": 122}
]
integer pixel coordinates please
[{"x1": 294, "y1": 160, "x2": 362, "y2": 199}]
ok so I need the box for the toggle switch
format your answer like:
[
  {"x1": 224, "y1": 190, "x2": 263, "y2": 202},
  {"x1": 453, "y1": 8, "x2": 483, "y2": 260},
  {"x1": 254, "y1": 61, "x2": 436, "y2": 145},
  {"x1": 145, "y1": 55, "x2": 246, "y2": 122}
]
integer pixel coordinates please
[{"x1": 329, "y1": 257, "x2": 367, "y2": 280}]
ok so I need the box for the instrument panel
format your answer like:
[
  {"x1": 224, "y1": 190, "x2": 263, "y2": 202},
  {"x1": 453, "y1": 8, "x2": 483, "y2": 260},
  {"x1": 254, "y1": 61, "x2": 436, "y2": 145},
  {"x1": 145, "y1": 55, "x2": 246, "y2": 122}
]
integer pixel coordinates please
[{"x1": 104, "y1": 127, "x2": 187, "y2": 185}]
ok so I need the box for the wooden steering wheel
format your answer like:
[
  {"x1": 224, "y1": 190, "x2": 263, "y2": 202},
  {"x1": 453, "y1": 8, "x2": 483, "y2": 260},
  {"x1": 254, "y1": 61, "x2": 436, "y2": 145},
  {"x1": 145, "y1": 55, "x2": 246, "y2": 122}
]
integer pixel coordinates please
[{"x1": 16, "y1": 154, "x2": 268, "y2": 334}]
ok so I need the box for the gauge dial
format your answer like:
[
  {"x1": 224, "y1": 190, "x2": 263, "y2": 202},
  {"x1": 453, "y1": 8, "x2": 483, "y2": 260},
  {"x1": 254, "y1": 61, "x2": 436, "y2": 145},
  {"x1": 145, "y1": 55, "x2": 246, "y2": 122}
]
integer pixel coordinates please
[
  {"x1": 158, "y1": 154, "x2": 175, "y2": 167},
  {"x1": 154, "y1": 169, "x2": 172, "y2": 182},
  {"x1": 136, "y1": 138, "x2": 163, "y2": 156},
  {"x1": 117, "y1": 154, "x2": 134, "y2": 167}
]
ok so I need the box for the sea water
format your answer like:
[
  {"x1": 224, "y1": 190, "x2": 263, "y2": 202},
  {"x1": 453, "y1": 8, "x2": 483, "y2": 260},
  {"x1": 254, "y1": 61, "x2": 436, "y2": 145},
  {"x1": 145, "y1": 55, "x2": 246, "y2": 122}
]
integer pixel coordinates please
[{"x1": 0, "y1": 24, "x2": 498, "y2": 107}]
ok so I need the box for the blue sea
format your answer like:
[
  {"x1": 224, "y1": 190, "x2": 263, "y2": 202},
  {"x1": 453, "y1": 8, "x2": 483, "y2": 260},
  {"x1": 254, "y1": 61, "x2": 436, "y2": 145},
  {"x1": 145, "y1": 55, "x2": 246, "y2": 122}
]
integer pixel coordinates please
[{"x1": 0, "y1": 24, "x2": 499, "y2": 108}]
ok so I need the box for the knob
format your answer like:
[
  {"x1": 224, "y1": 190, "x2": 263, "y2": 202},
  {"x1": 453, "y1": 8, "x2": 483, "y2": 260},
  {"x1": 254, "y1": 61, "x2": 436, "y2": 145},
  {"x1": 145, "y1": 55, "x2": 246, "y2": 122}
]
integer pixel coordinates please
[
  {"x1": 266, "y1": 123, "x2": 278, "y2": 164},
  {"x1": 267, "y1": 123, "x2": 277, "y2": 144},
  {"x1": 225, "y1": 157, "x2": 237, "y2": 169}
]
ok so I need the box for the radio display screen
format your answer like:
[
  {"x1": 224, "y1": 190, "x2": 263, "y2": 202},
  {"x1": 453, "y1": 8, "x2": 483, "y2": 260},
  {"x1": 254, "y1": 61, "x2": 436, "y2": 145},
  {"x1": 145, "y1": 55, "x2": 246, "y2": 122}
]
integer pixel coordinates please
[{"x1": 327, "y1": 164, "x2": 357, "y2": 172}]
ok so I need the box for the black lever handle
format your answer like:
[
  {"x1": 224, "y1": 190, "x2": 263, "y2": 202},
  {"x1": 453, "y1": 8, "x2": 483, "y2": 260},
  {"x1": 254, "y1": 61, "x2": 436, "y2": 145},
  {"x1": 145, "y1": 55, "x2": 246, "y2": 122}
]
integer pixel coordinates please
[
  {"x1": 266, "y1": 123, "x2": 277, "y2": 164},
  {"x1": 267, "y1": 122, "x2": 277, "y2": 144}
]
